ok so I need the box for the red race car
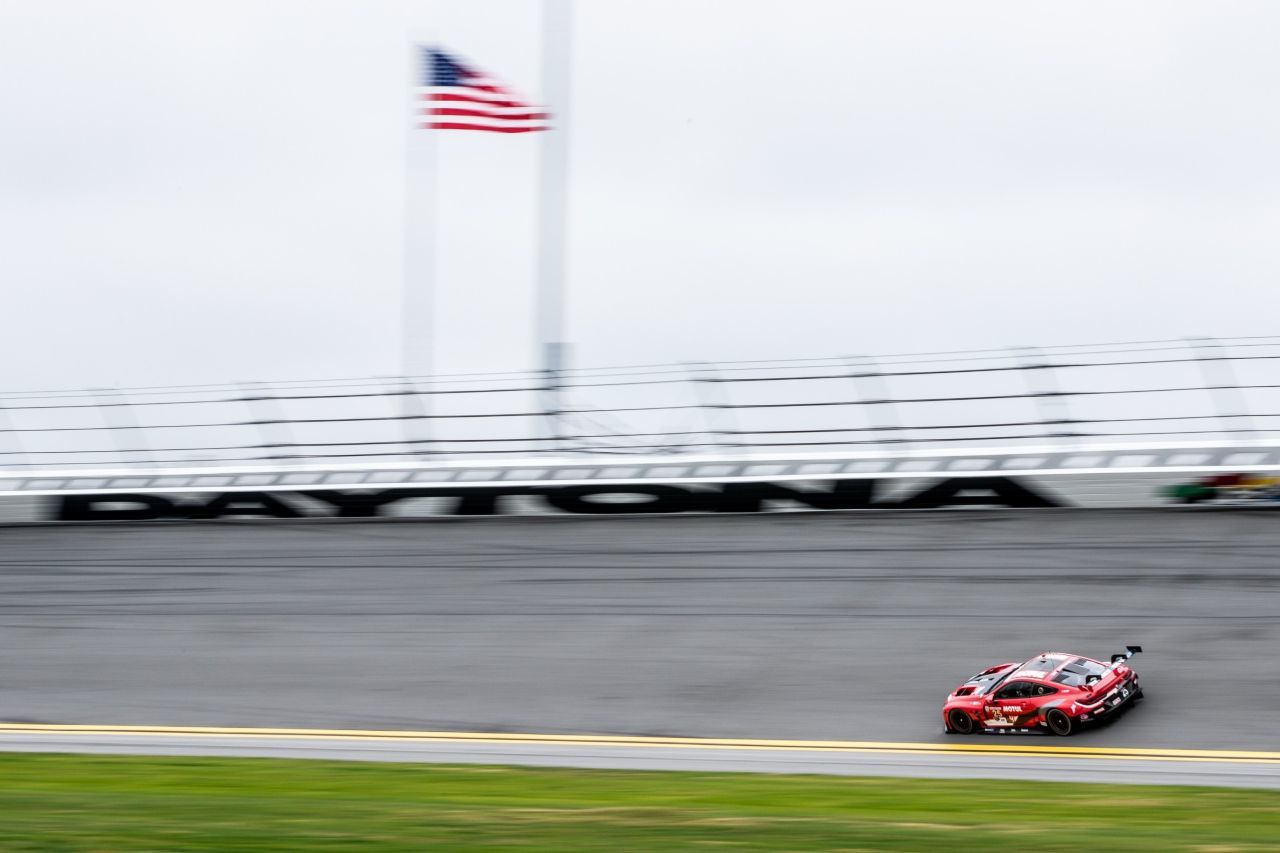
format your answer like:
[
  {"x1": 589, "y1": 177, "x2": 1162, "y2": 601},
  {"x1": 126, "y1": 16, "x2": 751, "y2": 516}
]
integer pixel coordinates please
[{"x1": 943, "y1": 646, "x2": 1143, "y2": 736}]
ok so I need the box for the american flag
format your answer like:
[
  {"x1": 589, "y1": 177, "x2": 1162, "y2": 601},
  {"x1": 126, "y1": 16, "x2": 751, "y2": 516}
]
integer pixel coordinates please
[{"x1": 418, "y1": 47, "x2": 550, "y2": 134}]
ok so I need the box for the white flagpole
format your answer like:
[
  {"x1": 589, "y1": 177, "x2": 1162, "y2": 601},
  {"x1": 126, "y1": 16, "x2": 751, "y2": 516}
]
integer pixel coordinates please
[
  {"x1": 404, "y1": 43, "x2": 437, "y2": 381},
  {"x1": 403, "y1": 43, "x2": 437, "y2": 453},
  {"x1": 537, "y1": 0, "x2": 573, "y2": 451}
]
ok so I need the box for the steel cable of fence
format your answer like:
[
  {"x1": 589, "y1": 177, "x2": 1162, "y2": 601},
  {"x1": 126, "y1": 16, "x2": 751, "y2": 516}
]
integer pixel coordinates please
[
  {"x1": 5, "y1": 417, "x2": 1274, "y2": 458},
  {"x1": 7, "y1": 334, "x2": 1280, "y2": 403},
  {"x1": 6, "y1": 427, "x2": 1244, "y2": 468},
  {"x1": 6, "y1": 376, "x2": 1280, "y2": 414},
  {"x1": 4, "y1": 433, "x2": 1279, "y2": 468},
  {"x1": 6, "y1": 337, "x2": 1280, "y2": 471},
  {"x1": 15, "y1": 409, "x2": 1280, "y2": 459},
  {"x1": 9, "y1": 407, "x2": 1280, "y2": 453},
  {"x1": 8, "y1": 349, "x2": 1280, "y2": 411}
]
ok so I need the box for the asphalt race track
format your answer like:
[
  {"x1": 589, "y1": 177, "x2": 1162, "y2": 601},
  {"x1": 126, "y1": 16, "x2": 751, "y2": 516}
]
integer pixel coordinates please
[{"x1": 2, "y1": 509, "x2": 1278, "y2": 783}]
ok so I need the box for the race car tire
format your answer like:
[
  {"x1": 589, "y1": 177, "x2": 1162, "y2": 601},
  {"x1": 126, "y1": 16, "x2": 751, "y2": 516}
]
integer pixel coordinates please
[
  {"x1": 947, "y1": 709, "x2": 976, "y2": 735},
  {"x1": 1045, "y1": 708, "x2": 1074, "y2": 736}
]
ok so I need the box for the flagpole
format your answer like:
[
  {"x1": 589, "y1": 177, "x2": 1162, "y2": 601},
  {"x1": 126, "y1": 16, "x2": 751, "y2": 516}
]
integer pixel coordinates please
[
  {"x1": 404, "y1": 44, "x2": 437, "y2": 381},
  {"x1": 403, "y1": 43, "x2": 437, "y2": 453},
  {"x1": 537, "y1": 0, "x2": 573, "y2": 452}
]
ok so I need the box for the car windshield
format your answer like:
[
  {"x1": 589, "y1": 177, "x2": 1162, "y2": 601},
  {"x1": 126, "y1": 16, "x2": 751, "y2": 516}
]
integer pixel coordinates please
[
  {"x1": 964, "y1": 670, "x2": 1011, "y2": 696},
  {"x1": 1015, "y1": 657, "x2": 1058, "y2": 675},
  {"x1": 1051, "y1": 657, "x2": 1107, "y2": 687}
]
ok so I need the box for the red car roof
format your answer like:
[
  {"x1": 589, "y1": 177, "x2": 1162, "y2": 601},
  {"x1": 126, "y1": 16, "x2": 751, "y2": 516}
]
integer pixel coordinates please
[{"x1": 1002, "y1": 653, "x2": 1107, "y2": 684}]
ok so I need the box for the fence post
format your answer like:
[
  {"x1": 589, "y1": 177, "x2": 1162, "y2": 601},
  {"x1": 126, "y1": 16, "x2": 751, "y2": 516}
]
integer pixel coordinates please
[
  {"x1": 1186, "y1": 336, "x2": 1255, "y2": 441},
  {"x1": 0, "y1": 401, "x2": 25, "y2": 470},
  {"x1": 239, "y1": 381, "x2": 294, "y2": 463},
  {"x1": 684, "y1": 361, "x2": 736, "y2": 455},
  {"x1": 1009, "y1": 345, "x2": 1074, "y2": 444},
  {"x1": 541, "y1": 342, "x2": 569, "y2": 455},
  {"x1": 397, "y1": 376, "x2": 433, "y2": 459},
  {"x1": 93, "y1": 387, "x2": 153, "y2": 466},
  {"x1": 844, "y1": 355, "x2": 905, "y2": 448}
]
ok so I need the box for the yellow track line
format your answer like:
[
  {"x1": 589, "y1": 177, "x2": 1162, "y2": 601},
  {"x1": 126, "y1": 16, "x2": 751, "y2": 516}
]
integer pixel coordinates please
[{"x1": 2, "y1": 724, "x2": 1278, "y2": 764}]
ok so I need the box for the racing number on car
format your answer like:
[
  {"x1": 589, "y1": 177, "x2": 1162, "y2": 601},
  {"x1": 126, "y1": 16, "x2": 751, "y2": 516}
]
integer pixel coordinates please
[
  {"x1": 984, "y1": 703, "x2": 1025, "y2": 726},
  {"x1": 984, "y1": 681, "x2": 1045, "y2": 727}
]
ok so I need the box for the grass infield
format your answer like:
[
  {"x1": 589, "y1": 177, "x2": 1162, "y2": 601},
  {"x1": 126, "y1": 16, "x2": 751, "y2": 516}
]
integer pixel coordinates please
[{"x1": 1, "y1": 753, "x2": 1277, "y2": 850}]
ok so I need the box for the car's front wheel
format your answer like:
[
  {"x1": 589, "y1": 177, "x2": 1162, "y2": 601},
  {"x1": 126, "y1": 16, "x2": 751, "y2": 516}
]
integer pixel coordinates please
[
  {"x1": 1045, "y1": 708, "x2": 1074, "y2": 736},
  {"x1": 947, "y1": 709, "x2": 976, "y2": 735}
]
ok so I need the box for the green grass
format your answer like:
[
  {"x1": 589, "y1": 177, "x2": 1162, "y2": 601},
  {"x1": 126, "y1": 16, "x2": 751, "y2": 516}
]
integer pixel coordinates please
[{"x1": 0, "y1": 753, "x2": 1277, "y2": 851}]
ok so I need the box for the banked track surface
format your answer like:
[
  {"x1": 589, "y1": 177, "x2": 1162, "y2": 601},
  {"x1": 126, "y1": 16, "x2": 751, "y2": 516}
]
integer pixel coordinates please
[{"x1": 1, "y1": 509, "x2": 1278, "y2": 784}]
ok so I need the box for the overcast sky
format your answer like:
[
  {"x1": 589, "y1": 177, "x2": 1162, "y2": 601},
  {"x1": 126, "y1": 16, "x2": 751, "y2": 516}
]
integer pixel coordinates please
[{"x1": 2, "y1": 0, "x2": 1278, "y2": 390}]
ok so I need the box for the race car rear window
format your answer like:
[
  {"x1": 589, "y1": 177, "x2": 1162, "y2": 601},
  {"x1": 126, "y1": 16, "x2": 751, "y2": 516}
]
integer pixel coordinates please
[
  {"x1": 1070, "y1": 658, "x2": 1106, "y2": 674},
  {"x1": 1053, "y1": 658, "x2": 1107, "y2": 686}
]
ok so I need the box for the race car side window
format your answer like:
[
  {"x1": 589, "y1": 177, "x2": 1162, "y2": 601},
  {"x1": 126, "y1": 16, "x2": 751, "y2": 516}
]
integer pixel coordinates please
[
  {"x1": 995, "y1": 681, "x2": 1033, "y2": 700},
  {"x1": 1033, "y1": 684, "x2": 1058, "y2": 696}
]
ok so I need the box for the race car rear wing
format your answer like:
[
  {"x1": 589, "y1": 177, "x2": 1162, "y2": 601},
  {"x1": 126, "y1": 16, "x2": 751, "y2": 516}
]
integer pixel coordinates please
[
  {"x1": 1086, "y1": 645, "x2": 1142, "y2": 684},
  {"x1": 1110, "y1": 645, "x2": 1143, "y2": 665}
]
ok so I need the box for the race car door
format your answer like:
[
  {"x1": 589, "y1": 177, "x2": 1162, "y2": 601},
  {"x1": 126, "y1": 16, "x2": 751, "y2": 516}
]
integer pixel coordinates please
[{"x1": 983, "y1": 680, "x2": 1041, "y2": 729}]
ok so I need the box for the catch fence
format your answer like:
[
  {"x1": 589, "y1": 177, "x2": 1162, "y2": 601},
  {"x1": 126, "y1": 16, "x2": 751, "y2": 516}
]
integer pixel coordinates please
[{"x1": 1, "y1": 335, "x2": 1277, "y2": 472}]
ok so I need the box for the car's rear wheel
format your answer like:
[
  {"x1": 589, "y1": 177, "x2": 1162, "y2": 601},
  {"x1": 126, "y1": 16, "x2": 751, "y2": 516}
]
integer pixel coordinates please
[
  {"x1": 947, "y1": 709, "x2": 976, "y2": 735},
  {"x1": 1045, "y1": 708, "x2": 1074, "y2": 736}
]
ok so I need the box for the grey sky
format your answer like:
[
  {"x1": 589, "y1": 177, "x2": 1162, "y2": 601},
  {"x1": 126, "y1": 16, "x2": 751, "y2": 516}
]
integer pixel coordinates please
[{"x1": 2, "y1": 0, "x2": 1278, "y2": 390}]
